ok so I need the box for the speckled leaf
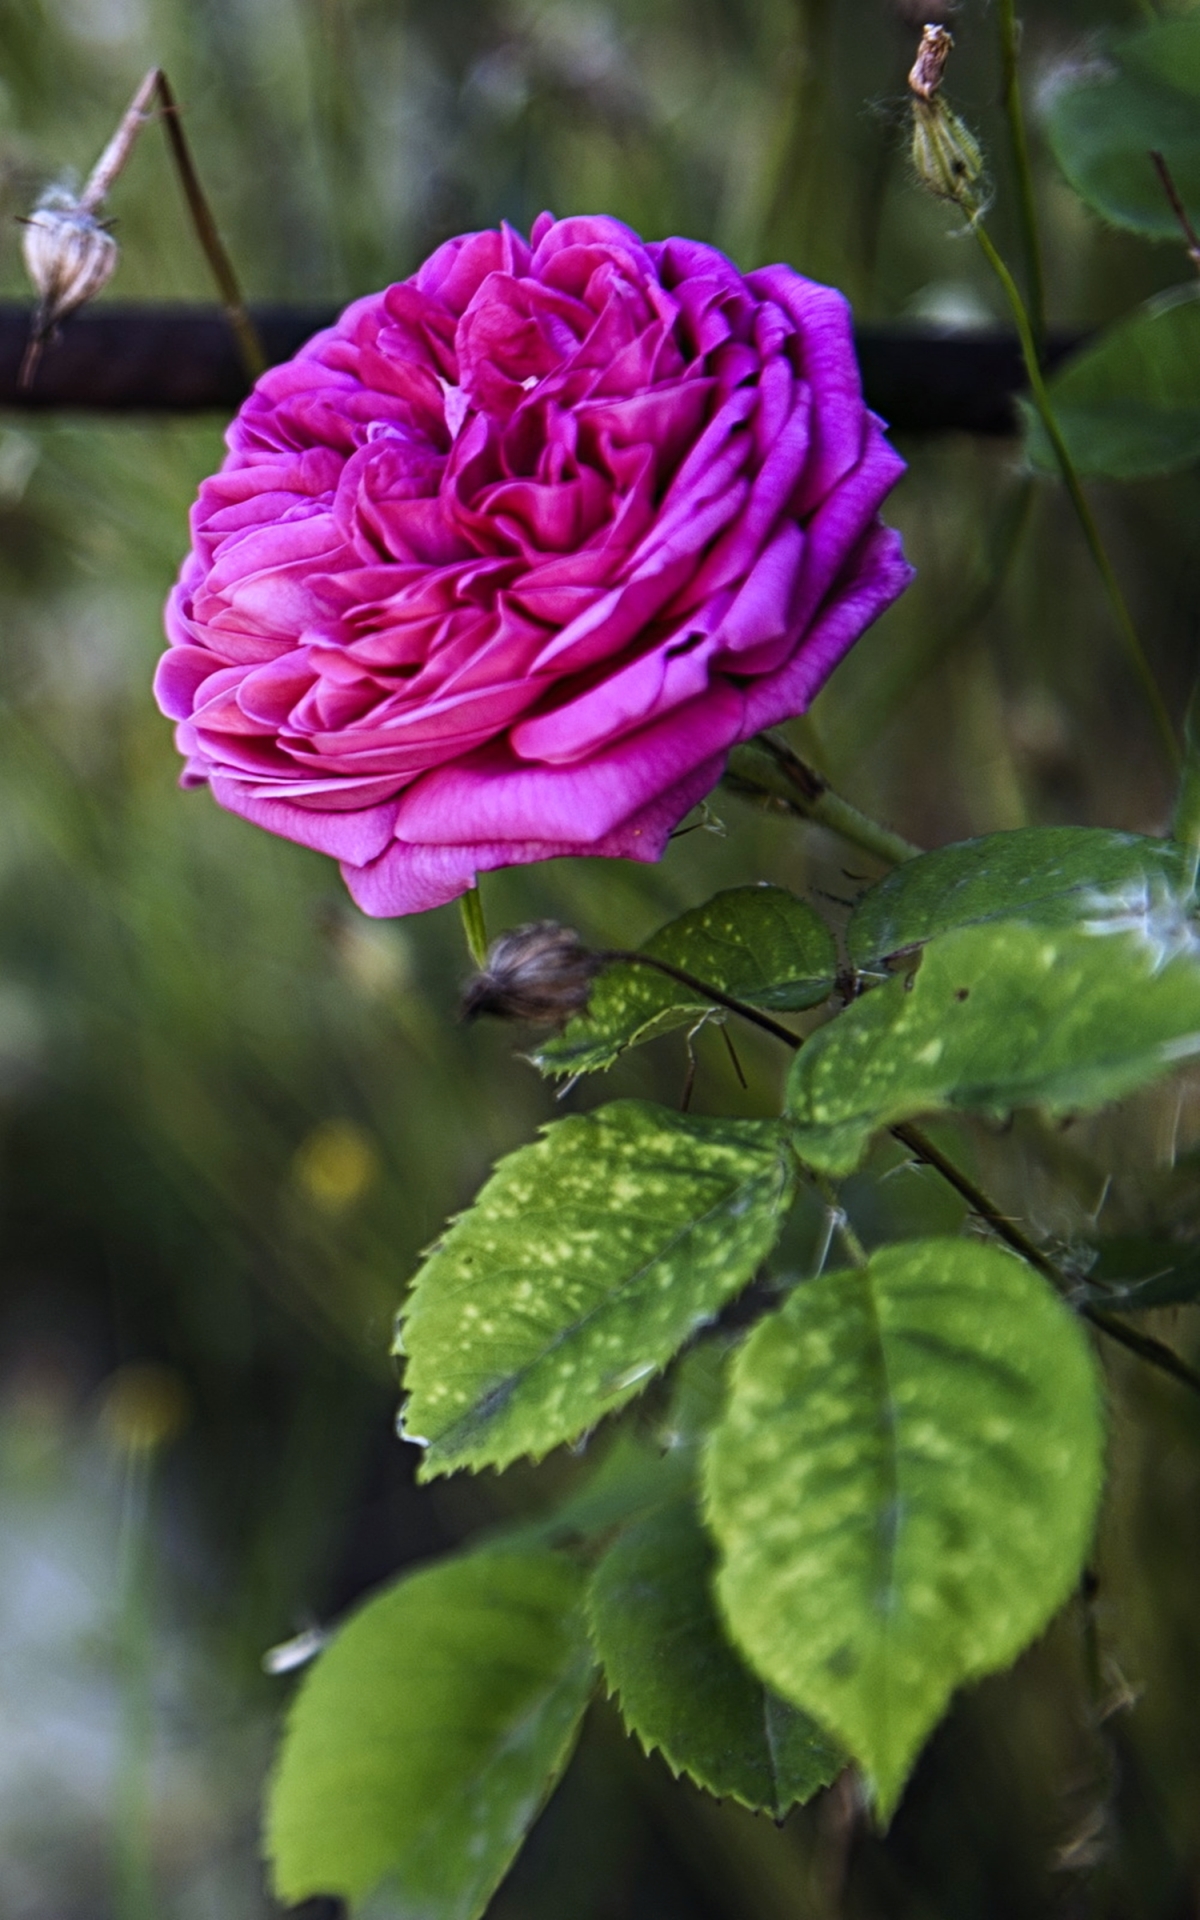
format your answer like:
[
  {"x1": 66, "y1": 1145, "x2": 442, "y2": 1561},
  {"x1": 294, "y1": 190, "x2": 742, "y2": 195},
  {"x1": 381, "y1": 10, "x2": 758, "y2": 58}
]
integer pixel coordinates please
[
  {"x1": 398, "y1": 1101, "x2": 798, "y2": 1476},
  {"x1": 267, "y1": 1547, "x2": 595, "y2": 1917},
  {"x1": 847, "y1": 827, "x2": 1191, "y2": 971},
  {"x1": 704, "y1": 1239, "x2": 1104, "y2": 1820},
  {"x1": 531, "y1": 886, "x2": 835, "y2": 1077},
  {"x1": 587, "y1": 1498, "x2": 842, "y2": 1816},
  {"x1": 791, "y1": 919, "x2": 1200, "y2": 1175},
  {"x1": 1045, "y1": 14, "x2": 1200, "y2": 238},
  {"x1": 1078, "y1": 1235, "x2": 1200, "y2": 1310},
  {"x1": 1023, "y1": 288, "x2": 1200, "y2": 479}
]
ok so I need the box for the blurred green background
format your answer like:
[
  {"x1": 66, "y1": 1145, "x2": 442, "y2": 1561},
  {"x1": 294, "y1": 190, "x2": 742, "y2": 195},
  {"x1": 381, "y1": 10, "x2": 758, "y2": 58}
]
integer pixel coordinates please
[{"x1": 3, "y1": 0, "x2": 1200, "y2": 1914}]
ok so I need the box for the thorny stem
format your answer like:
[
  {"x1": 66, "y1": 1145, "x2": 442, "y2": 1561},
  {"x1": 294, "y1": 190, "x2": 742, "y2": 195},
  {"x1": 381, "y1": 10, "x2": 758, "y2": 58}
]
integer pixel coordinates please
[
  {"x1": 812, "y1": 1170, "x2": 868, "y2": 1267},
  {"x1": 971, "y1": 219, "x2": 1180, "y2": 771},
  {"x1": 996, "y1": 0, "x2": 1047, "y2": 356},
  {"x1": 1150, "y1": 149, "x2": 1200, "y2": 275},
  {"x1": 893, "y1": 1120, "x2": 1200, "y2": 1398},
  {"x1": 598, "y1": 950, "x2": 803, "y2": 1049},
  {"x1": 724, "y1": 733, "x2": 923, "y2": 868}
]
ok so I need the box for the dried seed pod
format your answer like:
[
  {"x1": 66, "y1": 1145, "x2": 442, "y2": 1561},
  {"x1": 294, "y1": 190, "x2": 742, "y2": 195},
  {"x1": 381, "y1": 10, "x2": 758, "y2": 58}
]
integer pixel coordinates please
[
  {"x1": 19, "y1": 188, "x2": 119, "y2": 387},
  {"x1": 461, "y1": 922, "x2": 603, "y2": 1026},
  {"x1": 21, "y1": 189, "x2": 119, "y2": 328}
]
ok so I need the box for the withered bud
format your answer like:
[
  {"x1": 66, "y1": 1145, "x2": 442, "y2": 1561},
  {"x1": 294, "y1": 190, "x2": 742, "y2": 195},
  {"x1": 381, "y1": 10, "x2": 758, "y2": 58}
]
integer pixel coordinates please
[
  {"x1": 461, "y1": 921, "x2": 603, "y2": 1026},
  {"x1": 907, "y1": 27, "x2": 988, "y2": 217},
  {"x1": 21, "y1": 190, "x2": 119, "y2": 328},
  {"x1": 908, "y1": 23, "x2": 954, "y2": 100}
]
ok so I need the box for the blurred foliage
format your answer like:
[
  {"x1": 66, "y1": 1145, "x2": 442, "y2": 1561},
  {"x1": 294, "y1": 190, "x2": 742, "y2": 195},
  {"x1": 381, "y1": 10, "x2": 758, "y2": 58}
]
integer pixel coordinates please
[{"x1": 2, "y1": 0, "x2": 1200, "y2": 1915}]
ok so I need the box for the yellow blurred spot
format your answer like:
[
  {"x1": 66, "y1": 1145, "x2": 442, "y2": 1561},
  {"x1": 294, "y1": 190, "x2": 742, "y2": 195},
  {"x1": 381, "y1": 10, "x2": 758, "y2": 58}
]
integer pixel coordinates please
[
  {"x1": 99, "y1": 1363, "x2": 189, "y2": 1456},
  {"x1": 294, "y1": 1118, "x2": 379, "y2": 1212}
]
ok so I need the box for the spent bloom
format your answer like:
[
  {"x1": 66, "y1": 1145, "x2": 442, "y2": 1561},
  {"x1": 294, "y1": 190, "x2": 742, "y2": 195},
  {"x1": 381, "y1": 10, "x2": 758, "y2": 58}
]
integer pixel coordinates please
[
  {"x1": 21, "y1": 189, "x2": 118, "y2": 333},
  {"x1": 461, "y1": 922, "x2": 602, "y2": 1025},
  {"x1": 155, "y1": 213, "x2": 912, "y2": 915}
]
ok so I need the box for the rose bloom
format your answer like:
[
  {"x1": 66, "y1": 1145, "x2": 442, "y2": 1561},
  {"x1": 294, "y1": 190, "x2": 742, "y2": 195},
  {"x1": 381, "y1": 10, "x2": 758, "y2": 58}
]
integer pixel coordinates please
[{"x1": 155, "y1": 213, "x2": 912, "y2": 915}]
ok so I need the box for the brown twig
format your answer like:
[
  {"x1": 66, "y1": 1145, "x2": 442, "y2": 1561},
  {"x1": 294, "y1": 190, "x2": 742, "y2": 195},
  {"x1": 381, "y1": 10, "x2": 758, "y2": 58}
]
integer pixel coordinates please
[{"x1": 151, "y1": 72, "x2": 265, "y2": 382}]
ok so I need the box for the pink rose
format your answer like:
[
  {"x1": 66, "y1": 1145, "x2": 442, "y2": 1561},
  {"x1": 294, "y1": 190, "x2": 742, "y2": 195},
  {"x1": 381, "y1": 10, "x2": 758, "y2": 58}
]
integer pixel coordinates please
[{"x1": 155, "y1": 214, "x2": 912, "y2": 915}]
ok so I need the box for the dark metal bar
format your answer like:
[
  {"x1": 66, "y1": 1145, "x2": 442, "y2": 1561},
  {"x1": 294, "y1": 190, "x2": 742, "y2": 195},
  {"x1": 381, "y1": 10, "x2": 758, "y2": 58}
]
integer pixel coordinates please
[{"x1": 0, "y1": 300, "x2": 1084, "y2": 428}]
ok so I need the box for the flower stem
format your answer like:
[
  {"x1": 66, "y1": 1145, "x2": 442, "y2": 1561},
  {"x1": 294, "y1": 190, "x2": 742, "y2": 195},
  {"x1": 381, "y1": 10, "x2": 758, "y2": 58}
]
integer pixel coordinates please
[
  {"x1": 152, "y1": 71, "x2": 266, "y2": 384},
  {"x1": 996, "y1": 0, "x2": 1046, "y2": 356},
  {"x1": 724, "y1": 733, "x2": 923, "y2": 867},
  {"x1": 971, "y1": 218, "x2": 1180, "y2": 770},
  {"x1": 459, "y1": 884, "x2": 489, "y2": 967}
]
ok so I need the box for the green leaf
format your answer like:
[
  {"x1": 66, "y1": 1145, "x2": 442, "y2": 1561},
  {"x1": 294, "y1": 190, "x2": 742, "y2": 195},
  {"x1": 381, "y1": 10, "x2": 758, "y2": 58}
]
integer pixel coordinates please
[
  {"x1": 1023, "y1": 288, "x2": 1200, "y2": 479},
  {"x1": 587, "y1": 1498, "x2": 842, "y2": 1816},
  {"x1": 793, "y1": 919, "x2": 1200, "y2": 1176},
  {"x1": 1044, "y1": 15, "x2": 1200, "y2": 239},
  {"x1": 704, "y1": 1238, "x2": 1105, "y2": 1819},
  {"x1": 1079, "y1": 1235, "x2": 1200, "y2": 1311},
  {"x1": 531, "y1": 885, "x2": 835, "y2": 1078},
  {"x1": 399, "y1": 1101, "x2": 798, "y2": 1476},
  {"x1": 847, "y1": 826, "x2": 1190, "y2": 971},
  {"x1": 266, "y1": 1547, "x2": 596, "y2": 1917},
  {"x1": 509, "y1": 1430, "x2": 697, "y2": 1549}
]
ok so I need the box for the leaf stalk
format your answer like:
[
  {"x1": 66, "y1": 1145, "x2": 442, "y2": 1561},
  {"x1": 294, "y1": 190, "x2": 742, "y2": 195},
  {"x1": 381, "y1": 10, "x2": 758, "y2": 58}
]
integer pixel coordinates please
[{"x1": 724, "y1": 734, "x2": 923, "y2": 868}]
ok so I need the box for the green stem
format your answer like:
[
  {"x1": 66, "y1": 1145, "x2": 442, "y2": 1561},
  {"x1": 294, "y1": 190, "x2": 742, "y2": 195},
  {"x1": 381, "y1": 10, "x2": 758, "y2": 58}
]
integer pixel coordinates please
[
  {"x1": 724, "y1": 733, "x2": 923, "y2": 867},
  {"x1": 996, "y1": 0, "x2": 1046, "y2": 355},
  {"x1": 459, "y1": 884, "x2": 489, "y2": 967},
  {"x1": 153, "y1": 71, "x2": 266, "y2": 384},
  {"x1": 972, "y1": 219, "x2": 1180, "y2": 771}
]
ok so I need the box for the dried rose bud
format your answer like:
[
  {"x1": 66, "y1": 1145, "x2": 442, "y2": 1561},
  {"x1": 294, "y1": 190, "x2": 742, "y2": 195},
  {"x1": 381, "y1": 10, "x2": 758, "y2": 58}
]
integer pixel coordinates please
[
  {"x1": 908, "y1": 22, "x2": 954, "y2": 100},
  {"x1": 21, "y1": 188, "x2": 119, "y2": 330},
  {"x1": 461, "y1": 922, "x2": 603, "y2": 1026},
  {"x1": 907, "y1": 28, "x2": 989, "y2": 217}
]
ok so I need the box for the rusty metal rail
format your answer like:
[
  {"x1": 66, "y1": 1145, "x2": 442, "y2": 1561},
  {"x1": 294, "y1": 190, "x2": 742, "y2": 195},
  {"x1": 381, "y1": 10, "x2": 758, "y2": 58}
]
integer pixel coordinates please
[{"x1": 0, "y1": 301, "x2": 1082, "y2": 429}]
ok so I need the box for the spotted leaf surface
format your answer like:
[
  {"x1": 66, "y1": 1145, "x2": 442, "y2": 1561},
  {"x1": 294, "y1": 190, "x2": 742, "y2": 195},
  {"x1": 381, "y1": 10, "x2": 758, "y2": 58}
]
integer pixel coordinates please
[
  {"x1": 587, "y1": 1497, "x2": 842, "y2": 1817},
  {"x1": 399, "y1": 1101, "x2": 798, "y2": 1476},
  {"x1": 267, "y1": 1547, "x2": 595, "y2": 1917},
  {"x1": 847, "y1": 827, "x2": 1190, "y2": 971},
  {"x1": 705, "y1": 1239, "x2": 1104, "y2": 1820},
  {"x1": 531, "y1": 886, "x2": 835, "y2": 1078},
  {"x1": 790, "y1": 919, "x2": 1200, "y2": 1175}
]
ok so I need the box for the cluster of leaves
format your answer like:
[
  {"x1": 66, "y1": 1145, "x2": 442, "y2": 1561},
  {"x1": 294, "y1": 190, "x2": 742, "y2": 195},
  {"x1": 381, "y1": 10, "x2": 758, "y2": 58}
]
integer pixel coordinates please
[{"x1": 266, "y1": 825, "x2": 1200, "y2": 1918}]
